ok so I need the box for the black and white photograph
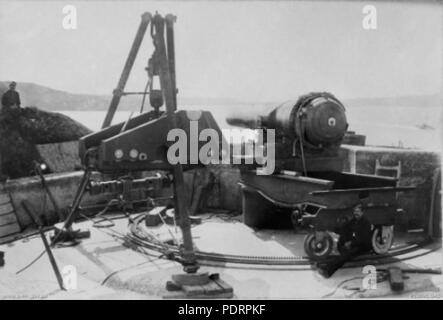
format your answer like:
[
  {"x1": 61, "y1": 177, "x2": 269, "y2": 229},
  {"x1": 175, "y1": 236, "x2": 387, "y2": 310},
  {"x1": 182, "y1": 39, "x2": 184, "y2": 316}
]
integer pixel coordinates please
[{"x1": 0, "y1": 0, "x2": 441, "y2": 303}]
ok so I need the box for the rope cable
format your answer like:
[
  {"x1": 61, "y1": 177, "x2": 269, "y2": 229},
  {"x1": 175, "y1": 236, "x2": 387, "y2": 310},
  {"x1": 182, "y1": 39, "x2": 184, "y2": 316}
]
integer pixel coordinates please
[{"x1": 139, "y1": 77, "x2": 151, "y2": 114}]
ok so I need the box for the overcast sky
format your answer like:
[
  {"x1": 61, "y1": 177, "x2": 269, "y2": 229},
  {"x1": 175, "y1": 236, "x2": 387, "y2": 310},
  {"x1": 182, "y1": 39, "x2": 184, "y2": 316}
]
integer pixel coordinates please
[{"x1": 0, "y1": 0, "x2": 441, "y2": 102}]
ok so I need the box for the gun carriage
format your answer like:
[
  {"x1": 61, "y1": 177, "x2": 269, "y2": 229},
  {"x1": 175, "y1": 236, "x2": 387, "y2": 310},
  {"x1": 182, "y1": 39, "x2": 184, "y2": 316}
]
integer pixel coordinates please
[{"x1": 227, "y1": 93, "x2": 414, "y2": 259}]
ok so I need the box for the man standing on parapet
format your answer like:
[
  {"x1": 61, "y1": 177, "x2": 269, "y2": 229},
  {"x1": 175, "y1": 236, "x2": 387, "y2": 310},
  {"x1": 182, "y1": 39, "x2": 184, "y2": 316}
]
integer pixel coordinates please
[
  {"x1": 1, "y1": 81, "x2": 21, "y2": 112},
  {"x1": 1, "y1": 81, "x2": 22, "y2": 182}
]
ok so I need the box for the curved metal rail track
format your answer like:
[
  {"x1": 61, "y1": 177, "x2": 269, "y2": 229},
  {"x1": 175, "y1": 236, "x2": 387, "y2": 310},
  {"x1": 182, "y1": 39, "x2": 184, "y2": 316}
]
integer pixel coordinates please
[{"x1": 126, "y1": 215, "x2": 441, "y2": 270}]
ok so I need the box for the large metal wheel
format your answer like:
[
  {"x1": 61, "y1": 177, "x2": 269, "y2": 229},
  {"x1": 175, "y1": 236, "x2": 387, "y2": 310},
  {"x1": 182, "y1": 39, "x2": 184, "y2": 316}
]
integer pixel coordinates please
[
  {"x1": 304, "y1": 232, "x2": 333, "y2": 260},
  {"x1": 371, "y1": 225, "x2": 394, "y2": 254}
]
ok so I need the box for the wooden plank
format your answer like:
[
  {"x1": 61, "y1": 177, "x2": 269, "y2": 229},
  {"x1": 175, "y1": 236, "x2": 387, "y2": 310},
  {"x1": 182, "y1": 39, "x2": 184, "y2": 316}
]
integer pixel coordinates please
[
  {"x1": 0, "y1": 203, "x2": 14, "y2": 215},
  {"x1": 0, "y1": 192, "x2": 20, "y2": 239},
  {"x1": 182, "y1": 284, "x2": 206, "y2": 296},
  {"x1": 0, "y1": 193, "x2": 11, "y2": 204},
  {"x1": 202, "y1": 280, "x2": 226, "y2": 295},
  {"x1": 212, "y1": 278, "x2": 234, "y2": 294},
  {"x1": 0, "y1": 212, "x2": 18, "y2": 226},
  {"x1": 181, "y1": 278, "x2": 233, "y2": 298},
  {"x1": 172, "y1": 272, "x2": 210, "y2": 286},
  {"x1": 164, "y1": 281, "x2": 233, "y2": 299},
  {"x1": 0, "y1": 223, "x2": 21, "y2": 238}
]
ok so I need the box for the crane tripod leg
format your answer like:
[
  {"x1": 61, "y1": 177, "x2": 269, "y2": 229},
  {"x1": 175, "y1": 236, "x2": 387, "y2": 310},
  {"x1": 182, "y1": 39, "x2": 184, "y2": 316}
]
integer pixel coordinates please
[
  {"x1": 164, "y1": 165, "x2": 234, "y2": 298},
  {"x1": 50, "y1": 169, "x2": 92, "y2": 246}
]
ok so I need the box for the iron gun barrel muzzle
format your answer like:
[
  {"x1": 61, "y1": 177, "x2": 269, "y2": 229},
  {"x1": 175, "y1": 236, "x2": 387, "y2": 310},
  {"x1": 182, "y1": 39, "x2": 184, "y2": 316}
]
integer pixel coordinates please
[
  {"x1": 226, "y1": 93, "x2": 348, "y2": 148},
  {"x1": 226, "y1": 112, "x2": 262, "y2": 129}
]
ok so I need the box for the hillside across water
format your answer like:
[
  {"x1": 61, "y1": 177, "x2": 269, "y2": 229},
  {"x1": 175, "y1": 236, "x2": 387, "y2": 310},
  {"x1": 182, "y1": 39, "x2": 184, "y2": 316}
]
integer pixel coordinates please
[
  {"x1": 1, "y1": 81, "x2": 441, "y2": 151},
  {"x1": 1, "y1": 81, "x2": 441, "y2": 111}
]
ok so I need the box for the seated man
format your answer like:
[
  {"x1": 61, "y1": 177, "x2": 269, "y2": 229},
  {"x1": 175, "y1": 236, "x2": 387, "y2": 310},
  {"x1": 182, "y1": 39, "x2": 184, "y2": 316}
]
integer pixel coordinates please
[{"x1": 316, "y1": 202, "x2": 373, "y2": 278}]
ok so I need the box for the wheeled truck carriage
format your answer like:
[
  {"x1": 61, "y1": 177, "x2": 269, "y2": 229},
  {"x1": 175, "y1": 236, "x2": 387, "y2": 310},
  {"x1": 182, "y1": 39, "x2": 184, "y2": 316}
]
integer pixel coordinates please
[{"x1": 239, "y1": 170, "x2": 415, "y2": 260}]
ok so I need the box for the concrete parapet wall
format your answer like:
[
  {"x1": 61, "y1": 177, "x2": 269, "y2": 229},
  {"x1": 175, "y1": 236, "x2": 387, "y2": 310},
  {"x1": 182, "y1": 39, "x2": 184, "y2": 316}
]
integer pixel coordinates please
[
  {"x1": 340, "y1": 145, "x2": 441, "y2": 231},
  {"x1": 4, "y1": 171, "x2": 113, "y2": 230}
]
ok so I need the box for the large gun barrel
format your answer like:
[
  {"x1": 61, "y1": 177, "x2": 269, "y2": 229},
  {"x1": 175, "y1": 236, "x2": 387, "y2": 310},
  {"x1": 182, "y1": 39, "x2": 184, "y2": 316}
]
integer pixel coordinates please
[
  {"x1": 226, "y1": 112, "x2": 261, "y2": 129},
  {"x1": 227, "y1": 92, "x2": 348, "y2": 149}
]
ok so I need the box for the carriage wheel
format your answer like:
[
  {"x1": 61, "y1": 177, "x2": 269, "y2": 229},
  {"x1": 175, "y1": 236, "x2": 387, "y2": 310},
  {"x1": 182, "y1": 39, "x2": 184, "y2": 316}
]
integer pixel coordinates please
[
  {"x1": 304, "y1": 232, "x2": 333, "y2": 260},
  {"x1": 371, "y1": 225, "x2": 394, "y2": 254}
]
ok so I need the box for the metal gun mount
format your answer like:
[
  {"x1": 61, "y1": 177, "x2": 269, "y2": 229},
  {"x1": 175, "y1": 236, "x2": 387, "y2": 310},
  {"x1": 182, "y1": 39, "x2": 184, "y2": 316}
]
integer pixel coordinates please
[
  {"x1": 80, "y1": 110, "x2": 223, "y2": 172},
  {"x1": 54, "y1": 12, "x2": 233, "y2": 297}
]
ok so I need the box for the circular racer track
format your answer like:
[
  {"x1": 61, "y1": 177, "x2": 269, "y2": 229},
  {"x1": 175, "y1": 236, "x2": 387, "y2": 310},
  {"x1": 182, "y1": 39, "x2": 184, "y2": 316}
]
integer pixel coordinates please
[{"x1": 126, "y1": 215, "x2": 441, "y2": 270}]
